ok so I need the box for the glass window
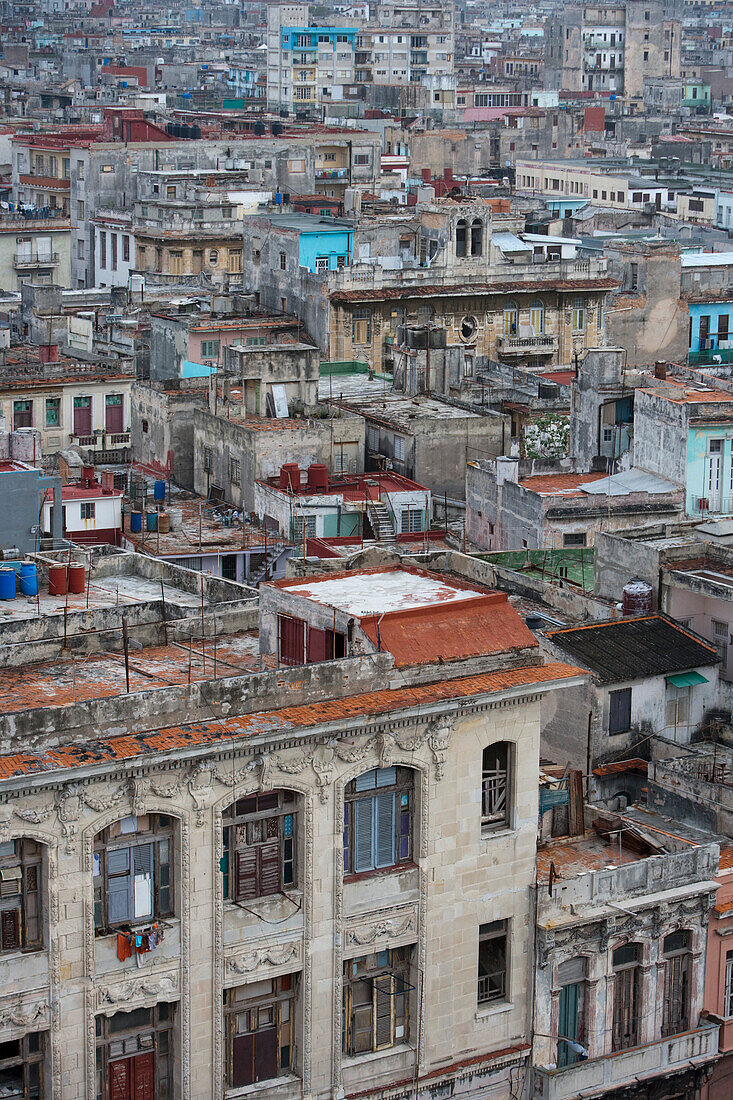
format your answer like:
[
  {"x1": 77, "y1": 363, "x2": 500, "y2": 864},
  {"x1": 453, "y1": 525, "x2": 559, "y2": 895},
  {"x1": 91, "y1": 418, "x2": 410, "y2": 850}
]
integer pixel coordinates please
[
  {"x1": 222, "y1": 791, "x2": 297, "y2": 901},
  {"x1": 0, "y1": 1031, "x2": 46, "y2": 1099},
  {"x1": 343, "y1": 767, "x2": 413, "y2": 875},
  {"x1": 343, "y1": 947, "x2": 411, "y2": 1055},
  {"x1": 572, "y1": 298, "x2": 586, "y2": 333},
  {"x1": 0, "y1": 838, "x2": 43, "y2": 953},
  {"x1": 45, "y1": 398, "x2": 60, "y2": 427},
  {"x1": 93, "y1": 815, "x2": 174, "y2": 933},
  {"x1": 612, "y1": 943, "x2": 640, "y2": 1051},
  {"x1": 662, "y1": 931, "x2": 691, "y2": 1036},
  {"x1": 481, "y1": 743, "x2": 510, "y2": 830},
  {"x1": 225, "y1": 977, "x2": 297, "y2": 1086},
  {"x1": 478, "y1": 920, "x2": 508, "y2": 1004}
]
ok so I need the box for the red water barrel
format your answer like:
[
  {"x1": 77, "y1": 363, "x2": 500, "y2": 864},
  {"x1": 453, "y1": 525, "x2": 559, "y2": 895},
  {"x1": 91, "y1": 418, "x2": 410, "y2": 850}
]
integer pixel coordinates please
[
  {"x1": 68, "y1": 564, "x2": 86, "y2": 594},
  {"x1": 48, "y1": 565, "x2": 68, "y2": 595}
]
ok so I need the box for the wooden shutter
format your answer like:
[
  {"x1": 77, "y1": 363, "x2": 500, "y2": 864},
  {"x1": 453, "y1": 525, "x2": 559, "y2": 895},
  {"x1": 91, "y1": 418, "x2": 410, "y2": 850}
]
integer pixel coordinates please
[
  {"x1": 253, "y1": 1028, "x2": 279, "y2": 1082},
  {"x1": 234, "y1": 847, "x2": 258, "y2": 902},
  {"x1": 108, "y1": 1059, "x2": 132, "y2": 1100},
  {"x1": 258, "y1": 840, "x2": 281, "y2": 897},
  {"x1": 132, "y1": 1052, "x2": 155, "y2": 1100},
  {"x1": 0, "y1": 907, "x2": 20, "y2": 951},
  {"x1": 373, "y1": 976, "x2": 394, "y2": 1049},
  {"x1": 306, "y1": 627, "x2": 329, "y2": 664},
  {"x1": 132, "y1": 844, "x2": 153, "y2": 920},
  {"x1": 232, "y1": 1034, "x2": 255, "y2": 1088},
  {"x1": 106, "y1": 848, "x2": 132, "y2": 926},
  {"x1": 279, "y1": 616, "x2": 305, "y2": 666},
  {"x1": 354, "y1": 798, "x2": 374, "y2": 873},
  {"x1": 374, "y1": 791, "x2": 395, "y2": 868}
]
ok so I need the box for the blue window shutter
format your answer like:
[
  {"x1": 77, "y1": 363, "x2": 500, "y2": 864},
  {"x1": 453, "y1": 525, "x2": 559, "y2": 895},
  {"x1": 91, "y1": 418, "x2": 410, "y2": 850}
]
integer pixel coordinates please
[
  {"x1": 354, "y1": 798, "x2": 374, "y2": 872},
  {"x1": 375, "y1": 791, "x2": 395, "y2": 867},
  {"x1": 132, "y1": 843, "x2": 153, "y2": 920},
  {"x1": 107, "y1": 846, "x2": 131, "y2": 925}
]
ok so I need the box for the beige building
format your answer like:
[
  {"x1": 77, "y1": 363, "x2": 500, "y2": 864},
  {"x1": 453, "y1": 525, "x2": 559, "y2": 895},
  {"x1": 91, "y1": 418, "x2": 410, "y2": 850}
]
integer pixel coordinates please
[
  {"x1": 0, "y1": 553, "x2": 583, "y2": 1099},
  {"x1": 0, "y1": 214, "x2": 71, "y2": 292},
  {"x1": 515, "y1": 158, "x2": 667, "y2": 212}
]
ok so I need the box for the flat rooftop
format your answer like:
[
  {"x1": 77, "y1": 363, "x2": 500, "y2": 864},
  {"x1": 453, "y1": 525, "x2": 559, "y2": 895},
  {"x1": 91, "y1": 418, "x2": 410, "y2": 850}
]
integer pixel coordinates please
[
  {"x1": 274, "y1": 567, "x2": 486, "y2": 618},
  {"x1": 261, "y1": 470, "x2": 428, "y2": 500},
  {"x1": 537, "y1": 833, "x2": 641, "y2": 885},
  {"x1": 636, "y1": 378, "x2": 733, "y2": 405},
  {"x1": 0, "y1": 632, "x2": 271, "y2": 713},
  {"x1": 339, "y1": 393, "x2": 486, "y2": 426},
  {"x1": 124, "y1": 498, "x2": 291, "y2": 556}
]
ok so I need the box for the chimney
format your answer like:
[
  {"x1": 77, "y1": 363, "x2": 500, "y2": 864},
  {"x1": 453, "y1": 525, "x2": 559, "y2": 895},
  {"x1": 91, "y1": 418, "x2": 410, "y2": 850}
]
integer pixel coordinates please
[
  {"x1": 654, "y1": 361, "x2": 667, "y2": 380},
  {"x1": 444, "y1": 166, "x2": 453, "y2": 183},
  {"x1": 101, "y1": 470, "x2": 114, "y2": 493},
  {"x1": 421, "y1": 168, "x2": 431, "y2": 184}
]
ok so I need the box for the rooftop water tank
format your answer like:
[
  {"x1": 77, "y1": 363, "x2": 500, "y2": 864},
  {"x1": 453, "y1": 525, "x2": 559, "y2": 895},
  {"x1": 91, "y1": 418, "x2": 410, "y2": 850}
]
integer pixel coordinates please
[
  {"x1": 622, "y1": 578, "x2": 653, "y2": 614},
  {"x1": 279, "y1": 463, "x2": 300, "y2": 492},
  {"x1": 308, "y1": 463, "x2": 329, "y2": 493}
]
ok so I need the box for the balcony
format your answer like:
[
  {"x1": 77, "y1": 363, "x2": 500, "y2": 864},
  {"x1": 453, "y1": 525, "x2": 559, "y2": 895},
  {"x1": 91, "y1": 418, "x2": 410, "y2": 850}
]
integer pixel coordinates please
[
  {"x1": 18, "y1": 173, "x2": 70, "y2": 189},
  {"x1": 14, "y1": 251, "x2": 60, "y2": 268},
  {"x1": 497, "y1": 334, "x2": 558, "y2": 356},
  {"x1": 71, "y1": 433, "x2": 97, "y2": 447},
  {"x1": 691, "y1": 494, "x2": 733, "y2": 516},
  {"x1": 315, "y1": 168, "x2": 349, "y2": 180},
  {"x1": 533, "y1": 1022, "x2": 719, "y2": 1100}
]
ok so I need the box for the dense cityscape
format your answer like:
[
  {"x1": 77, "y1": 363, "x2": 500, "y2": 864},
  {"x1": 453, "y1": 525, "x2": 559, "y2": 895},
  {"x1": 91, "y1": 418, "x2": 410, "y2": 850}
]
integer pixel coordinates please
[{"x1": 3, "y1": 0, "x2": 733, "y2": 1097}]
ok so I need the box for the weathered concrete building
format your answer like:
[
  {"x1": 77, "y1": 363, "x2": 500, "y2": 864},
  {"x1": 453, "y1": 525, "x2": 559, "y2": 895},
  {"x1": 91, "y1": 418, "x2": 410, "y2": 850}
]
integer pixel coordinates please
[
  {"x1": 465, "y1": 456, "x2": 683, "y2": 552},
  {"x1": 0, "y1": 553, "x2": 585, "y2": 1099}
]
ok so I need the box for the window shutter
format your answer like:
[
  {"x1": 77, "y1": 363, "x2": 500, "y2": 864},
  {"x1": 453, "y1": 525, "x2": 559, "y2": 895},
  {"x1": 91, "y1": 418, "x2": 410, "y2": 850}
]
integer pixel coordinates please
[
  {"x1": 258, "y1": 839, "x2": 281, "y2": 897},
  {"x1": 253, "y1": 1027, "x2": 279, "y2": 1082},
  {"x1": 620, "y1": 690, "x2": 631, "y2": 730},
  {"x1": 107, "y1": 874, "x2": 132, "y2": 926},
  {"x1": 234, "y1": 847, "x2": 258, "y2": 902},
  {"x1": 0, "y1": 907, "x2": 20, "y2": 950},
  {"x1": 373, "y1": 975, "x2": 394, "y2": 1048},
  {"x1": 354, "y1": 798, "x2": 374, "y2": 872},
  {"x1": 108, "y1": 1058, "x2": 131, "y2": 1100},
  {"x1": 307, "y1": 627, "x2": 329, "y2": 663},
  {"x1": 132, "y1": 1052, "x2": 155, "y2": 1099},
  {"x1": 375, "y1": 791, "x2": 396, "y2": 868},
  {"x1": 232, "y1": 1034, "x2": 255, "y2": 1088},
  {"x1": 132, "y1": 843, "x2": 153, "y2": 920}
]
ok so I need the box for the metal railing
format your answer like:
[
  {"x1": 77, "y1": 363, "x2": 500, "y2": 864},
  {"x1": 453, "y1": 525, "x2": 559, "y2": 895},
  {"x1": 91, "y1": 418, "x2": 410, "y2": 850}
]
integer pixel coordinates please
[
  {"x1": 691, "y1": 495, "x2": 733, "y2": 515},
  {"x1": 477, "y1": 971, "x2": 506, "y2": 1004},
  {"x1": 497, "y1": 334, "x2": 558, "y2": 353},
  {"x1": 14, "y1": 251, "x2": 59, "y2": 266}
]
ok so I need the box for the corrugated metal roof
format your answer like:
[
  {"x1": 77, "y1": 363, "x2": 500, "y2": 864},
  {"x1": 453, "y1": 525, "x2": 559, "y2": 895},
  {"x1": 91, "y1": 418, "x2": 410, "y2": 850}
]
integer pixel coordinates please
[
  {"x1": 578, "y1": 467, "x2": 679, "y2": 497},
  {"x1": 493, "y1": 231, "x2": 532, "y2": 253}
]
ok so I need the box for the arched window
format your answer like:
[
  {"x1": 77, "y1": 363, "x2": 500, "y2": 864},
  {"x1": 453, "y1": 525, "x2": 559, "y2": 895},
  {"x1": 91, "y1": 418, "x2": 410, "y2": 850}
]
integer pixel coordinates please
[
  {"x1": 481, "y1": 743, "x2": 510, "y2": 831},
  {"x1": 456, "y1": 218, "x2": 468, "y2": 258},
  {"x1": 612, "y1": 943, "x2": 641, "y2": 1051},
  {"x1": 223, "y1": 790, "x2": 297, "y2": 902},
  {"x1": 343, "y1": 766, "x2": 413, "y2": 875},
  {"x1": 503, "y1": 302, "x2": 519, "y2": 336},
  {"x1": 471, "y1": 218, "x2": 483, "y2": 256},
  {"x1": 0, "y1": 837, "x2": 43, "y2": 952},
  {"x1": 530, "y1": 299, "x2": 545, "y2": 335},
  {"x1": 662, "y1": 931, "x2": 691, "y2": 1036},
  {"x1": 93, "y1": 814, "x2": 174, "y2": 933}
]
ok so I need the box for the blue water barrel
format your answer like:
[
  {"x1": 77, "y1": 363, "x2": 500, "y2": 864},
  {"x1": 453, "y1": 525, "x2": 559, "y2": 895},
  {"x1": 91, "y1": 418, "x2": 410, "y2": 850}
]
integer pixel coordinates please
[
  {"x1": 0, "y1": 568, "x2": 16, "y2": 600},
  {"x1": 19, "y1": 562, "x2": 37, "y2": 596},
  {"x1": 130, "y1": 511, "x2": 143, "y2": 533},
  {"x1": 153, "y1": 480, "x2": 166, "y2": 502},
  {"x1": 146, "y1": 511, "x2": 158, "y2": 532}
]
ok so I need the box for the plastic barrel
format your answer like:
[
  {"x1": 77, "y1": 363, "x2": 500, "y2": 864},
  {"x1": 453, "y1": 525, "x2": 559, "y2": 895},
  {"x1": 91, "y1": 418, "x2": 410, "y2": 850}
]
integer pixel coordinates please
[
  {"x1": 130, "y1": 511, "x2": 143, "y2": 533},
  {"x1": 0, "y1": 568, "x2": 16, "y2": 600},
  {"x1": 19, "y1": 562, "x2": 37, "y2": 596},
  {"x1": 68, "y1": 564, "x2": 86, "y2": 594},
  {"x1": 146, "y1": 511, "x2": 158, "y2": 532},
  {"x1": 158, "y1": 513, "x2": 170, "y2": 534},
  {"x1": 153, "y1": 479, "x2": 166, "y2": 502},
  {"x1": 48, "y1": 564, "x2": 68, "y2": 596}
]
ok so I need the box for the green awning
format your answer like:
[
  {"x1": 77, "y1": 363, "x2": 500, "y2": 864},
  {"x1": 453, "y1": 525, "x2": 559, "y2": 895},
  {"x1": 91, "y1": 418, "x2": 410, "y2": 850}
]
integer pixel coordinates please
[{"x1": 666, "y1": 671, "x2": 709, "y2": 688}]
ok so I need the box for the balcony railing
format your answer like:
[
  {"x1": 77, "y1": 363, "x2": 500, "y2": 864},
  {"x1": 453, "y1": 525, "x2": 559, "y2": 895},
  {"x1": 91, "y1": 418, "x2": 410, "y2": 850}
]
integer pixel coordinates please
[
  {"x1": 496, "y1": 334, "x2": 558, "y2": 355},
  {"x1": 71, "y1": 434, "x2": 97, "y2": 447},
  {"x1": 533, "y1": 1022, "x2": 719, "y2": 1100},
  {"x1": 14, "y1": 251, "x2": 59, "y2": 268},
  {"x1": 106, "y1": 432, "x2": 130, "y2": 446},
  {"x1": 688, "y1": 346, "x2": 733, "y2": 367},
  {"x1": 691, "y1": 494, "x2": 733, "y2": 516}
]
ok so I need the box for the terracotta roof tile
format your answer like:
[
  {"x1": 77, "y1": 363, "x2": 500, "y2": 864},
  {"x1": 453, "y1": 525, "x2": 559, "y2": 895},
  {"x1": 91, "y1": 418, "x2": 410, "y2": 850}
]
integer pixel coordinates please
[{"x1": 0, "y1": 663, "x2": 584, "y2": 782}]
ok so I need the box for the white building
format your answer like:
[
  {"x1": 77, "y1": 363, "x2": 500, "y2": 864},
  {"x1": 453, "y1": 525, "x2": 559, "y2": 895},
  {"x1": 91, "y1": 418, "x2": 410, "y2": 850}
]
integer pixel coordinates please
[{"x1": 92, "y1": 210, "x2": 135, "y2": 289}]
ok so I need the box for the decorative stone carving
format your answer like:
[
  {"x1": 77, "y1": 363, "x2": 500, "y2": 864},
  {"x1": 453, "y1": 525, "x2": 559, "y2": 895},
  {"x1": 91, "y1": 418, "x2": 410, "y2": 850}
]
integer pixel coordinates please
[
  {"x1": 188, "y1": 763, "x2": 214, "y2": 827},
  {"x1": 0, "y1": 1000, "x2": 49, "y2": 1029},
  {"x1": 96, "y1": 973, "x2": 179, "y2": 1012},
  {"x1": 150, "y1": 778, "x2": 183, "y2": 799},
  {"x1": 345, "y1": 913, "x2": 417, "y2": 947},
  {"x1": 311, "y1": 744, "x2": 335, "y2": 803},
  {"x1": 226, "y1": 941, "x2": 301, "y2": 975},
  {"x1": 13, "y1": 807, "x2": 50, "y2": 824},
  {"x1": 426, "y1": 716, "x2": 455, "y2": 780},
  {"x1": 54, "y1": 784, "x2": 83, "y2": 853}
]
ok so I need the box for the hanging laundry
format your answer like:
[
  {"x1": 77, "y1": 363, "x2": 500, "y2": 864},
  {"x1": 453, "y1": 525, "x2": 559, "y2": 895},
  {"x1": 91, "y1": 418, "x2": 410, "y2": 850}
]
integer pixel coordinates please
[{"x1": 117, "y1": 933, "x2": 132, "y2": 962}]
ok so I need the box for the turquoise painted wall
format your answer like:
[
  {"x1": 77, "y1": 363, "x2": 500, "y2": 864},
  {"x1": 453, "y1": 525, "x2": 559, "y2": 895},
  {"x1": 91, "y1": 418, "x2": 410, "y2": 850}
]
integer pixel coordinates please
[
  {"x1": 686, "y1": 425, "x2": 733, "y2": 515},
  {"x1": 298, "y1": 229, "x2": 352, "y2": 272}
]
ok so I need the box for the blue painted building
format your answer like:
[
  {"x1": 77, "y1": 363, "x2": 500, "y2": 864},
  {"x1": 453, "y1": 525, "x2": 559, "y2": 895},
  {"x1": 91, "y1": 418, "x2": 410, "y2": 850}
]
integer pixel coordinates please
[
  {"x1": 687, "y1": 300, "x2": 733, "y2": 355},
  {"x1": 280, "y1": 26, "x2": 357, "y2": 50},
  {"x1": 297, "y1": 224, "x2": 353, "y2": 272}
]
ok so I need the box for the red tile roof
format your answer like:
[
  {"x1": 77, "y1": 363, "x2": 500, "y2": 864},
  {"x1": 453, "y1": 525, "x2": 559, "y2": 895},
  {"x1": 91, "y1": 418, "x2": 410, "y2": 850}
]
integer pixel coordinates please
[
  {"x1": 0, "y1": 663, "x2": 584, "y2": 781},
  {"x1": 518, "y1": 471, "x2": 609, "y2": 495}
]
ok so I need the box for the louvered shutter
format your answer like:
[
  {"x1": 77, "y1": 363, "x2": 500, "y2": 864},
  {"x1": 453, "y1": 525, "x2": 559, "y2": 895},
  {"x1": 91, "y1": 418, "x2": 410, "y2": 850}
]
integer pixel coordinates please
[
  {"x1": 234, "y1": 847, "x2": 258, "y2": 902},
  {"x1": 132, "y1": 844, "x2": 153, "y2": 920},
  {"x1": 253, "y1": 1027, "x2": 279, "y2": 1082},
  {"x1": 374, "y1": 976, "x2": 393, "y2": 1049},
  {"x1": 107, "y1": 847, "x2": 132, "y2": 926},
  {"x1": 354, "y1": 798, "x2": 374, "y2": 872},
  {"x1": 232, "y1": 1034, "x2": 255, "y2": 1087},
  {"x1": 258, "y1": 839, "x2": 281, "y2": 897},
  {"x1": 307, "y1": 627, "x2": 329, "y2": 663},
  {"x1": 374, "y1": 791, "x2": 395, "y2": 868},
  {"x1": 0, "y1": 907, "x2": 20, "y2": 950}
]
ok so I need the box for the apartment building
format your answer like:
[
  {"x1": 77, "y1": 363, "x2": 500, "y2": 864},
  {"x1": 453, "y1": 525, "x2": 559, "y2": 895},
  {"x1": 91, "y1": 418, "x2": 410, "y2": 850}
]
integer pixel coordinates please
[
  {"x1": 0, "y1": 211, "x2": 71, "y2": 291},
  {"x1": 266, "y1": 4, "x2": 358, "y2": 112},
  {"x1": 0, "y1": 554, "x2": 584, "y2": 1099},
  {"x1": 544, "y1": 0, "x2": 682, "y2": 100},
  {"x1": 515, "y1": 157, "x2": 667, "y2": 212}
]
